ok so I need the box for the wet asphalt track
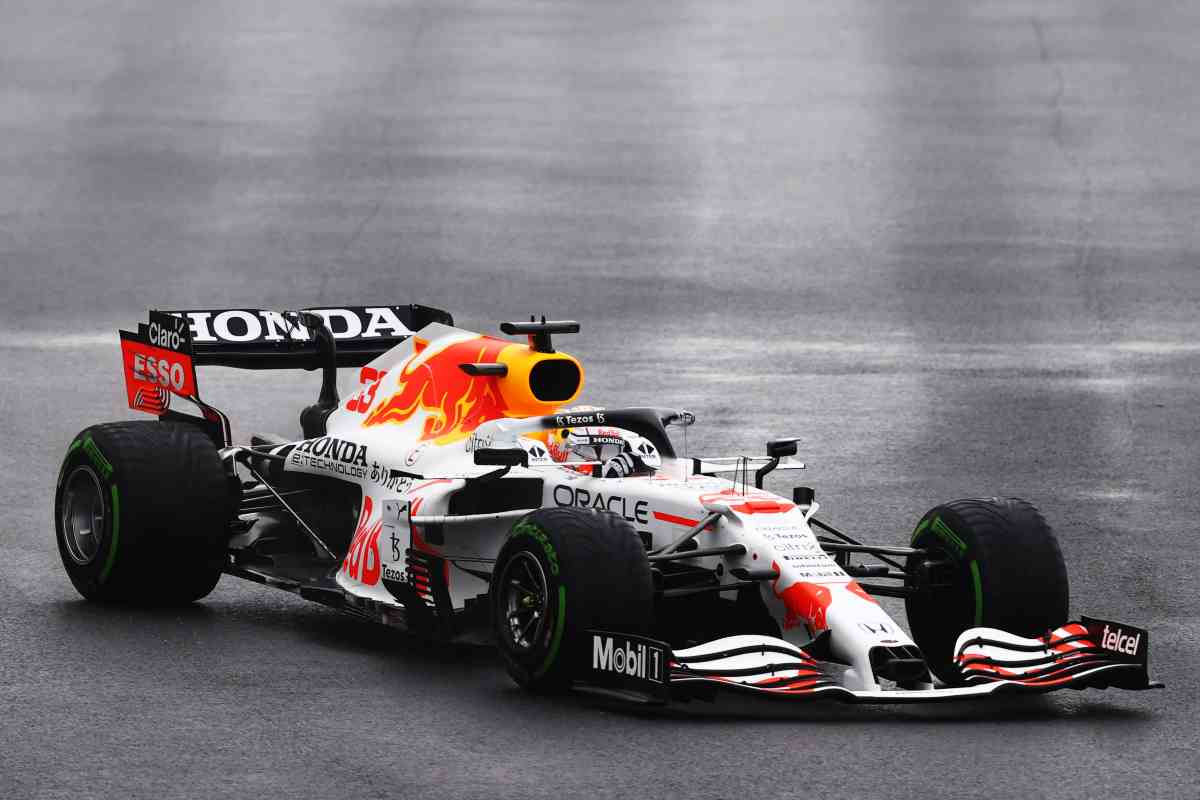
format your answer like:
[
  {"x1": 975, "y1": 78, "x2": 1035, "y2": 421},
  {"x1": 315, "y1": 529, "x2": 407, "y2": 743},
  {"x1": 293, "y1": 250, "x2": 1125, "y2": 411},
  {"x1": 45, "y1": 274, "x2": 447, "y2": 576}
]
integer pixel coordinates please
[{"x1": 2, "y1": 0, "x2": 1200, "y2": 797}]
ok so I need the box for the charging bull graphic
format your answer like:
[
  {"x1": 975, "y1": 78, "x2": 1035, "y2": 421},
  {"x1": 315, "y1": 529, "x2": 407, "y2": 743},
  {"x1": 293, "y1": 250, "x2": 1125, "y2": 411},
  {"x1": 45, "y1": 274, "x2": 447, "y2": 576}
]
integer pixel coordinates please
[
  {"x1": 773, "y1": 570, "x2": 834, "y2": 631},
  {"x1": 364, "y1": 337, "x2": 511, "y2": 443}
]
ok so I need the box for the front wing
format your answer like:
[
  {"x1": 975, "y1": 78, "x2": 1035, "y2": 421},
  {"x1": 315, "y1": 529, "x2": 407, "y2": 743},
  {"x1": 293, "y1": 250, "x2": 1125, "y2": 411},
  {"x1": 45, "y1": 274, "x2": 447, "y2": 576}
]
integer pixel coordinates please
[{"x1": 578, "y1": 618, "x2": 1161, "y2": 705}]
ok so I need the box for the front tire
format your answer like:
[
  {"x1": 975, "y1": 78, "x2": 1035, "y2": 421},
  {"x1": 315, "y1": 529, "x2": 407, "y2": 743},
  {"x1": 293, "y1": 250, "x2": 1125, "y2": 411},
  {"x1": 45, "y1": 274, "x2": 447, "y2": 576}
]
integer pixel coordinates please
[
  {"x1": 904, "y1": 497, "x2": 1069, "y2": 684},
  {"x1": 489, "y1": 508, "x2": 654, "y2": 692},
  {"x1": 55, "y1": 421, "x2": 234, "y2": 604}
]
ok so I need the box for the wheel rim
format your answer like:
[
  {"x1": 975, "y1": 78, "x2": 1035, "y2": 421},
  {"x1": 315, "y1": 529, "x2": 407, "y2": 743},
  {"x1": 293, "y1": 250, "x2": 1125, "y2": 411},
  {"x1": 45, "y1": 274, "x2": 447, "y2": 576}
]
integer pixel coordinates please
[
  {"x1": 499, "y1": 551, "x2": 549, "y2": 653},
  {"x1": 61, "y1": 466, "x2": 107, "y2": 566}
]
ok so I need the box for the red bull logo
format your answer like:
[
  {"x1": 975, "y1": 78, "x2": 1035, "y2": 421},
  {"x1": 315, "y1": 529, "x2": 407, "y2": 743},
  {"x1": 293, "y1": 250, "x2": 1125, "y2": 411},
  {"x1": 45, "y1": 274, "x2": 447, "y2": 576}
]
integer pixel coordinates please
[
  {"x1": 772, "y1": 562, "x2": 834, "y2": 631},
  {"x1": 777, "y1": 581, "x2": 832, "y2": 631},
  {"x1": 363, "y1": 337, "x2": 512, "y2": 443}
]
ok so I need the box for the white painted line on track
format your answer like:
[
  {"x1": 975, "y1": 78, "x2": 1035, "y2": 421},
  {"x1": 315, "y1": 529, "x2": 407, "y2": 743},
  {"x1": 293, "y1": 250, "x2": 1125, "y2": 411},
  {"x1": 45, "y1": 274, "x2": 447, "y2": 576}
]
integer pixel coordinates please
[{"x1": 0, "y1": 333, "x2": 115, "y2": 349}]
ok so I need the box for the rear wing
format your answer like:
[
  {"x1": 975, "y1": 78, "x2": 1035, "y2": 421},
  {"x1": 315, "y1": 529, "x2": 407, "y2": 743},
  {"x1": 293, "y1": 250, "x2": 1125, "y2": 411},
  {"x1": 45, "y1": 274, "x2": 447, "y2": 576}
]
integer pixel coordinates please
[
  {"x1": 117, "y1": 304, "x2": 452, "y2": 433},
  {"x1": 168, "y1": 305, "x2": 452, "y2": 370}
]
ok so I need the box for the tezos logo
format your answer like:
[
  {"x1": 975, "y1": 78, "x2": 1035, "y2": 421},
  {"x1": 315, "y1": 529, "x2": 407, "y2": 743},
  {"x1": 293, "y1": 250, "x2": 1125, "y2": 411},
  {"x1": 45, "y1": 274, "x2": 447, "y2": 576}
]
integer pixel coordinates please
[
  {"x1": 592, "y1": 635, "x2": 664, "y2": 683},
  {"x1": 1100, "y1": 624, "x2": 1141, "y2": 657},
  {"x1": 555, "y1": 412, "x2": 605, "y2": 427}
]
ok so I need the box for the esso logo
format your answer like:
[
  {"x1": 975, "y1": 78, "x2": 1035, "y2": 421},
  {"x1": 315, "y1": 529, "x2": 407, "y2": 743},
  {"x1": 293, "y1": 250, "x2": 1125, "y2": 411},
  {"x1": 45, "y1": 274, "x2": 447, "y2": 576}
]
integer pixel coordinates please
[
  {"x1": 147, "y1": 321, "x2": 182, "y2": 351},
  {"x1": 133, "y1": 353, "x2": 186, "y2": 391}
]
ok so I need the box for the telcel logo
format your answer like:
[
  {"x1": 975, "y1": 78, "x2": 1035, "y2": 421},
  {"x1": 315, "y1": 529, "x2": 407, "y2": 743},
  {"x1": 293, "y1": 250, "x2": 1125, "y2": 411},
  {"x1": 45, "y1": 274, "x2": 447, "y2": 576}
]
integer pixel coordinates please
[
  {"x1": 1101, "y1": 624, "x2": 1141, "y2": 656},
  {"x1": 592, "y1": 635, "x2": 663, "y2": 683}
]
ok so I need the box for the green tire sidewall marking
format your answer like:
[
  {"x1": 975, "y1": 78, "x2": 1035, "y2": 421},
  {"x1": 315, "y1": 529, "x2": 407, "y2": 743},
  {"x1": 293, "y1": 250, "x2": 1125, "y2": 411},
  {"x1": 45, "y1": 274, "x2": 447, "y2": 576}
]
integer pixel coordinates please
[
  {"x1": 508, "y1": 520, "x2": 567, "y2": 677},
  {"x1": 99, "y1": 485, "x2": 120, "y2": 583},
  {"x1": 929, "y1": 515, "x2": 968, "y2": 558},
  {"x1": 916, "y1": 514, "x2": 981, "y2": 624},
  {"x1": 509, "y1": 521, "x2": 560, "y2": 576},
  {"x1": 533, "y1": 586, "x2": 567, "y2": 679},
  {"x1": 969, "y1": 559, "x2": 983, "y2": 627},
  {"x1": 59, "y1": 438, "x2": 84, "y2": 483},
  {"x1": 81, "y1": 435, "x2": 114, "y2": 482},
  {"x1": 910, "y1": 517, "x2": 931, "y2": 545}
]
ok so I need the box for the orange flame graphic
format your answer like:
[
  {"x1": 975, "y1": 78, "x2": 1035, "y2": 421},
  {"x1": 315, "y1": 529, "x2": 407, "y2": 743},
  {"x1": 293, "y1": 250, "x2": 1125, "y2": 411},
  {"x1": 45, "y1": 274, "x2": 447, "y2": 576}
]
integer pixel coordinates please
[{"x1": 363, "y1": 337, "x2": 511, "y2": 443}]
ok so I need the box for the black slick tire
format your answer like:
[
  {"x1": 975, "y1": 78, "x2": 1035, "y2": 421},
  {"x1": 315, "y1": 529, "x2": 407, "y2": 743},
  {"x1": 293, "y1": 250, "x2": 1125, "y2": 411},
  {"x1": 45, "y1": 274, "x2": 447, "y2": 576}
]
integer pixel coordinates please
[
  {"x1": 55, "y1": 421, "x2": 234, "y2": 604},
  {"x1": 904, "y1": 497, "x2": 1069, "y2": 684},
  {"x1": 489, "y1": 507, "x2": 654, "y2": 692}
]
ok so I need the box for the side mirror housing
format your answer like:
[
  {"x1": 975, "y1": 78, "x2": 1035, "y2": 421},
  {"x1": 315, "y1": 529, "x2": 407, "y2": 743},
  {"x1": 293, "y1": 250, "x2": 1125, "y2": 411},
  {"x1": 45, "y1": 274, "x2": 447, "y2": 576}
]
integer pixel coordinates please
[
  {"x1": 766, "y1": 438, "x2": 800, "y2": 459},
  {"x1": 755, "y1": 438, "x2": 801, "y2": 489}
]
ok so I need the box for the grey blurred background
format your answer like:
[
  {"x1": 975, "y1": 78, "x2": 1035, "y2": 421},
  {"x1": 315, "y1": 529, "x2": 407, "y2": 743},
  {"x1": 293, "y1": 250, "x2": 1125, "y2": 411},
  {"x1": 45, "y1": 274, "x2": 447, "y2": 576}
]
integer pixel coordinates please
[{"x1": 1, "y1": 1, "x2": 1197, "y2": 797}]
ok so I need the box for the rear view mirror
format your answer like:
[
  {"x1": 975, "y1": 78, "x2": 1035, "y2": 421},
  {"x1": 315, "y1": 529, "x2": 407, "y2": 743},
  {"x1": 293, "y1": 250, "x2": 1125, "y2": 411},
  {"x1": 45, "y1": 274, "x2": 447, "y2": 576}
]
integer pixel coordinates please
[{"x1": 766, "y1": 438, "x2": 800, "y2": 459}]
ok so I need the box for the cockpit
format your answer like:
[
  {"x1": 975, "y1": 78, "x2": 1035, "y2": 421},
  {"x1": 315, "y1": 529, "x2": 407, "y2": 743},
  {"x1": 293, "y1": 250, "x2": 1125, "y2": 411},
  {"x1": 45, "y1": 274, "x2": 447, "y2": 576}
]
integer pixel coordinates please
[
  {"x1": 539, "y1": 423, "x2": 663, "y2": 478},
  {"x1": 485, "y1": 406, "x2": 692, "y2": 479}
]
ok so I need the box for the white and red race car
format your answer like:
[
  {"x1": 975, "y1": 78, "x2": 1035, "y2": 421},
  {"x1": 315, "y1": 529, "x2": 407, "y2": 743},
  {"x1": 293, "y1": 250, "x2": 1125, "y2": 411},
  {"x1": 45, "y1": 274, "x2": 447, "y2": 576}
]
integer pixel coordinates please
[{"x1": 55, "y1": 305, "x2": 1160, "y2": 704}]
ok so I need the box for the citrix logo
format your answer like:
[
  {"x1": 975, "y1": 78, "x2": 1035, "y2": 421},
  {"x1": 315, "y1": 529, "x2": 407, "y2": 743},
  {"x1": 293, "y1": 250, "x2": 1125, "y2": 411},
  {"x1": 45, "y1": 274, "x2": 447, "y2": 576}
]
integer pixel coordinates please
[
  {"x1": 592, "y1": 636, "x2": 663, "y2": 682},
  {"x1": 1101, "y1": 624, "x2": 1141, "y2": 656}
]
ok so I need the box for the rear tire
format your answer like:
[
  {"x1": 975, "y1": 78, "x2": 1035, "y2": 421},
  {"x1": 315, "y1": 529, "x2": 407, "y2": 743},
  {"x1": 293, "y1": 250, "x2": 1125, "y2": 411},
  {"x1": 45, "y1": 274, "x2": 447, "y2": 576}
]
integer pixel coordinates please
[
  {"x1": 55, "y1": 421, "x2": 234, "y2": 604},
  {"x1": 489, "y1": 508, "x2": 653, "y2": 692},
  {"x1": 904, "y1": 497, "x2": 1069, "y2": 684}
]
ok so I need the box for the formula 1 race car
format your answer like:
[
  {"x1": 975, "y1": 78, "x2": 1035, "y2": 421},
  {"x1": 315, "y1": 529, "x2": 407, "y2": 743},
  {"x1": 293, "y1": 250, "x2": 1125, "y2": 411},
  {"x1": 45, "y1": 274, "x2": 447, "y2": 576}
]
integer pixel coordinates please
[{"x1": 54, "y1": 305, "x2": 1161, "y2": 704}]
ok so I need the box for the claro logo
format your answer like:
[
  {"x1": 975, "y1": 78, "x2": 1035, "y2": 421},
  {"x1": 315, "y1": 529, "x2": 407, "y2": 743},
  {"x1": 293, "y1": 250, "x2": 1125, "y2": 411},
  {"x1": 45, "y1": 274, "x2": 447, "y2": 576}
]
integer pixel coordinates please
[
  {"x1": 1100, "y1": 624, "x2": 1142, "y2": 657},
  {"x1": 147, "y1": 319, "x2": 186, "y2": 351},
  {"x1": 592, "y1": 635, "x2": 664, "y2": 683}
]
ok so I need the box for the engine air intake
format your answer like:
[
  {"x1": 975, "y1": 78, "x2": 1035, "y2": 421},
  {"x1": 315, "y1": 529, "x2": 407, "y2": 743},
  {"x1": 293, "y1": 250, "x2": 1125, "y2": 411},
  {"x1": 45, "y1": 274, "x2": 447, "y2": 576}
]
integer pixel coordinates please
[{"x1": 529, "y1": 359, "x2": 582, "y2": 402}]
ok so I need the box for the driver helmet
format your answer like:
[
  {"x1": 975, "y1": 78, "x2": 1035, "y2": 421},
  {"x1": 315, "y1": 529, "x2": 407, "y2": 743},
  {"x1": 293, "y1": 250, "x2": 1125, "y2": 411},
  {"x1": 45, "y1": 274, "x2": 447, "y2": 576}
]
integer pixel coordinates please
[{"x1": 536, "y1": 406, "x2": 661, "y2": 477}]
